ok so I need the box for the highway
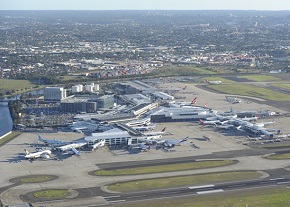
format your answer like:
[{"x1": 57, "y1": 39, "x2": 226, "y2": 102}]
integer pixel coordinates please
[{"x1": 103, "y1": 176, "x2": 290, "y2": 204}]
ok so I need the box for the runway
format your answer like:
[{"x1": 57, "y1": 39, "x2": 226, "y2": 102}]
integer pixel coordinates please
[{"x1": 103, "y1": 169, "x2": 290, "y2": 204}]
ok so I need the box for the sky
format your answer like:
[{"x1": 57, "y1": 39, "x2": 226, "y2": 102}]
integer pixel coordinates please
[{"x1": 1, "y1": 0, "x2": 290, "y2": 10}]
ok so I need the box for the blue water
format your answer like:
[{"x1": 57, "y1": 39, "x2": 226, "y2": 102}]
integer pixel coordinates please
[
  {"x1": 0, "y1": 102, "x2": 13, "y2": 136},
  {"x1": 0, "y1": 89, "x2": 43, "y2": 136}
]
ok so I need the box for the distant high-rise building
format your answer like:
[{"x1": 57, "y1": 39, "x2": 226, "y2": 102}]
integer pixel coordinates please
[
  {"x1": 86, "y1": 85, "x2": 94, "y2": 93},
  {"x1": 44, "y1": 87, "x2": 66, "y2": 102},
  {"x1": 72, "y1": 84, "x2": 83, "y2": 93}
]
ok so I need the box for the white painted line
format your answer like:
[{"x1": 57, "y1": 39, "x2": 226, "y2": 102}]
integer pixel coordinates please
[
  {"x1": 270, "y1": 178, "x2": 285, "y2": 181},
  {"x1": 127, "y1": 195, "x2": 146, "y2": 198},
  {"x1": 109, "y1": 200, "x2": 126, "y2": 203},
  {"x1": 197, "y1": 189, "x2": 224, "y2": 194},
  {"x1": 189, "y1": 184, "x2": 215, "y2": 189},
  {"x1": 161, "y1": 191, "x2": 181, "y2": 195},
  {"x1": 278, "y1": 181, "x2": 290, "y2": 185},
  {"x1": 103, "y1": 195, "x2": 121, "y2": 199}
]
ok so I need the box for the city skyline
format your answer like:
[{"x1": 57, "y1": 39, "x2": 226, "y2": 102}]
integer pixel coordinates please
[{"x1": 1, "y1": 0, "x2": 290, "y2": 11}]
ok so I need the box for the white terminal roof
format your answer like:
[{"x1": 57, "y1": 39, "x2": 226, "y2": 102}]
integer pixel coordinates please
[{"x1": 85, "y1": 128, "x2": 130, "y2": 142}]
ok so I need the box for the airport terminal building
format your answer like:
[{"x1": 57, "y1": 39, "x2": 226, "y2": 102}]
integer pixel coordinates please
[{"x1": 150, "y1": 107, "x2": 216, "y2": 123}]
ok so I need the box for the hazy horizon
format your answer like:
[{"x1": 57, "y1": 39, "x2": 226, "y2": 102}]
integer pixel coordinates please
[{"x1": 1, "y1": 0, "x2": 290, "y2": 11}]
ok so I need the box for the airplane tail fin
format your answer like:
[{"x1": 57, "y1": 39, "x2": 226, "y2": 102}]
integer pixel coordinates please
[
  {"x1": 38, "y1": 134, "x2": 45, "y2": 142},
  {"x1": 24, "y1": 149, "x2": 30, "y2": 155},
  {"x1": 191, "y1": 97, "x2": 197, "y2": 105},
  {"x1": 199, "y1": 119, "x2": 204, "y2": 125},
  {"x1": 180, "y1": 137, "x2": 188, "y2": 143},
  {"x1": 204, "y1": 103, "x2": 208, "y2": 108}
]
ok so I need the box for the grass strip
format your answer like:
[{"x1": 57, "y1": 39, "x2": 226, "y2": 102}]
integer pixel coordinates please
[
  {"x1": 96, "y1": 160, "x2": 236, "y2": 176},
  {"x1": 33, "y1": 189, "x2": 71, "y2": 199},
  {"x1": 265, "y1": 153, "x2": 290, "y2": 160},
  {"x1": 20, "y1": 175, "x2": 56, "y2": 183},
  {"x1": 207, "y1": 84, "x2": 290, "y2": 101},
  {"x1": 107, "y1": 171, "x2": 262, "y2": 192},
  {"x1": 0, "y1": 132, "x2": 21, "y2": 147},
  {"x1": 241, "y1": 75, "x2": 281, "y2": 82}
]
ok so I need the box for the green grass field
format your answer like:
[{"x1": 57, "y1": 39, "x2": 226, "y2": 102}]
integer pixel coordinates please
[
  {"x1": 156, "y1": 65, "x2": 217, "y2": 76},
  {"x1": 95, "y1": 160, "x2": 236, "y2": 176},
  {"x1": 265, "y1": 153, "x2": 290, "y2": 160},
  {"x1": 272, "y1": 83, "x2": 290, "y2": 90},
  {"x1": 207, "y1": 84, "x2": 290, "y2": 101},
  {"x1": 114, "y1": 187, "x2": 290, "y2": 207},
  {"x1": 107, "y1": 171, "x2": 262, "y2": 192},
  {"x1": 33, "y1": 189, "x2": 71, "y2": 199},
  {"x1": 0, "y1": 79, "x2": 36, "y2": 91},
  {"x1": 241, "y1": 75, "x2": 281, "y2": 82},
  {"x1": 20, "y1": 175, "x2": 56, "y2": 183},
  {"x1": 0, "y1": 132, "x2": 21, "y2": 147}
]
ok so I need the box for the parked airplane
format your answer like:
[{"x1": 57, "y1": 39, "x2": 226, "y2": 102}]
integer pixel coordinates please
[
  {"x1": 205, "y1": 79, "x2": 222, "y2": 84},
  {"x1": 225, "y1": 95, "x2": 241, "y2": 104},
  {"x1": 214, "y1": 123, "x2": 235, "y2": 130},
  {"x1": 255, "y1": 120, "x2": 275, "y2": 127},
  {"x1": 133, "y1": 124, "x2": 156, "y2": 132},
  {"x1": 142, "y1": 127, "x2": 171, "y2": 136},
  {"x1": 58, "y1": 142, "x2": 87, "y2": 155},
  {"x1": 91, "y1": 140, "x2": 106, "y2": 151},
  {"x1": 38, "y1": 135, "x2": 67, "y2": 146},
  {"x1": 169, "y1": 97, "x2": 197, "y2": 107},
  {"x1": 24, "y1": 149, "x2": 52, "y2": 160},
  {"x1": 199, "y1": 119, "x2": 221, "y2": 125},
  {"x1": 160, "y1": 136, "x2": 188, "y2": 148},
  {"x1": 129, "y1": 142, "x2": 151, "y2": 152}
]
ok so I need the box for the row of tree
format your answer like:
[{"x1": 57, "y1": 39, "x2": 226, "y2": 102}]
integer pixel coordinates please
[{"x1": 8, "y1": 100, "x2": 22, "y2": 128}]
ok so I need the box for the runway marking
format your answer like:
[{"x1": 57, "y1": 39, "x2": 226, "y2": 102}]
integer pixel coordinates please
[
  {"x1": 189, "y1": 184, "x2": 215, "y2": 189},
  {"x1": 103, "y1": 195, "x2": 121, "y2": 199},
  {"x1": 270, "y1": 178, "x2": 285, "y2": 181},
  {"x1": 127, "y1": 195, "x2": 146, "y2": 198},
  {"x1": 197, "y1": 189, "x2": 224, "y2": 194},
  {"x1": 109, "y1": 200, "x2": 126, "y2": 203},
  {"x1": 161, "y1": 191, "x2": 181, "y2": 195}
]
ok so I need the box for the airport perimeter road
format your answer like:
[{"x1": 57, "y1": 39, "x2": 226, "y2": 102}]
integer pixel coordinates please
[{"x1": 104, "y1": 175, "x2": 290, "y2": 204}]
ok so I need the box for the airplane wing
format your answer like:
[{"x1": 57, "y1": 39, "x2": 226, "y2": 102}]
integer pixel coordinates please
[{"x1": 71, "y1": 147, "x2": 81, "y2": 155}]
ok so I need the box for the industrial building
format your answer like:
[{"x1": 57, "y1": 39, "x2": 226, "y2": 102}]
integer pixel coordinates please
[
  {"x1": 60, "y1": 99, "x2": 97, "y2": 113},
  {"x1": 96, "y1": 95, "x2": 115, "y2": 108},
  {"x1": 44, "y1": 87, "x2": 67, "y2": 102}
]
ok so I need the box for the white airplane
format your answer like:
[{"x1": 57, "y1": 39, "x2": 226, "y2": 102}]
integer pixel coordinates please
[
  {"x1": 137, "y1": 135, "x2": 163, "y2": 144},
  {"x1": 24, "y1": 149, "x2": 52, "y2": 160},
  {"x1": 160, "y1": 136, "x2": 188, "y2": 148},
  {"x1": 133, "y1": 124, "x2": 156, "y2": 132},
  {"x1": 225, "y1": 95, "x2": 242, "y2": 104},
  {"x1": 130, "y1": 142, "x2": 151, "y2": 152},
  {"x1": 199, "y1": 119, "x2": 221, "y2": 125},
  {"x1": 255, "y1": 120, "x2": 275, "y2": 127},
  {"x1": 92, "y1": 140, "x2": 106, "y2": 151},
  {"x1": 38, "y1": 135, "x2": 67, "y2": 146},
  {"x1": 214, "y1": 123, "x2": 235, "y2": 130},
  {"x1": 142, "y1": 127, "x2": 171, "y2": 136},
  {"x1": 58, "y1": 142, "x2": 87, "y2": 155}
]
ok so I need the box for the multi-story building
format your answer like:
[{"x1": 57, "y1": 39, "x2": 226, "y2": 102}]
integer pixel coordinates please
[{"x1": 44, "y1": 87, "x2": 66, "y2": 102}]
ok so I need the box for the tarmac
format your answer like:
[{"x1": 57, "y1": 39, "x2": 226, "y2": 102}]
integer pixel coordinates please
[{"x1": 2, "y1": 81, "x2": 290, "y2": 206}]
